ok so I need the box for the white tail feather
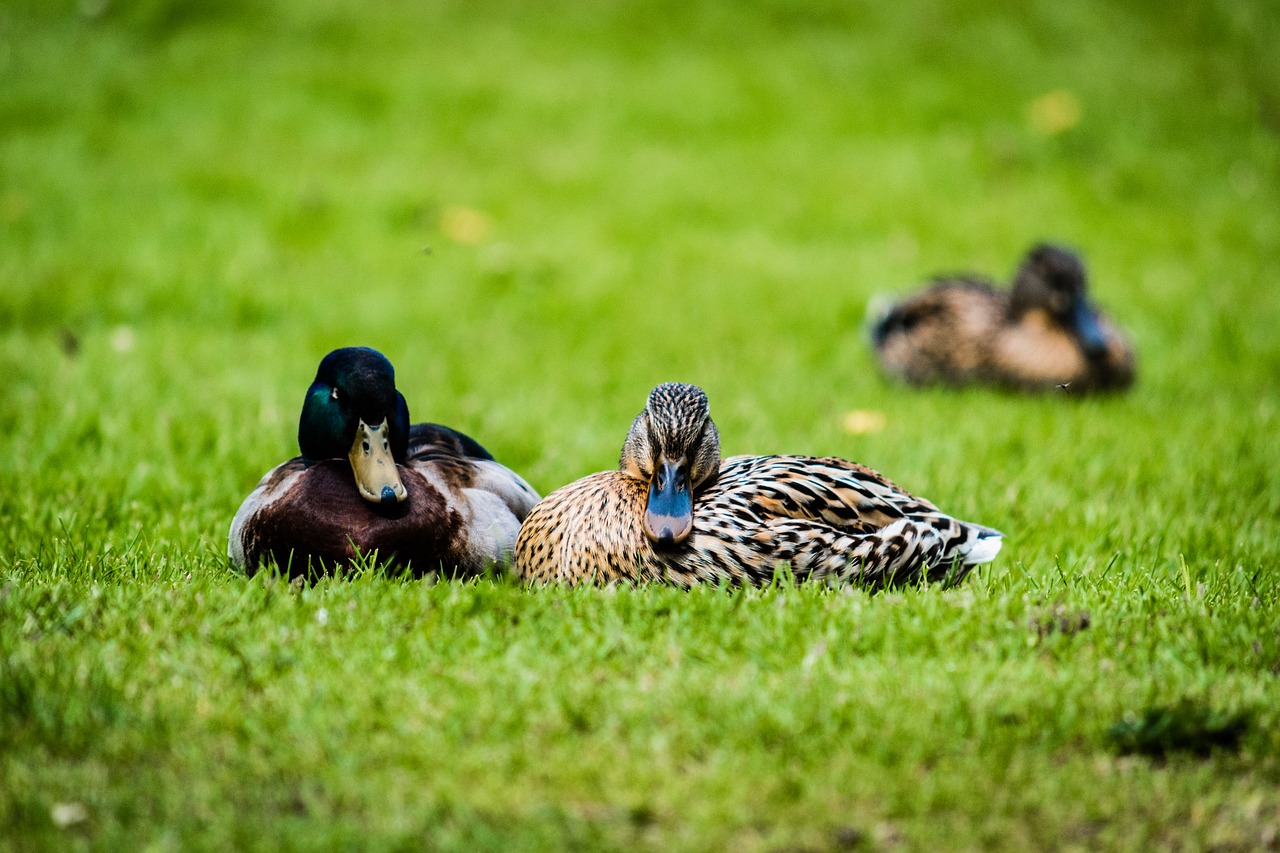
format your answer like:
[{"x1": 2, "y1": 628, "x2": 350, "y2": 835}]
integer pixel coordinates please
[{"x1": 959, "y1": 529, "x2": 1003, "y2": 565}]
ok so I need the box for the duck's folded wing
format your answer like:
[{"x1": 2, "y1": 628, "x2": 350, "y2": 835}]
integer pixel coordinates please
[
  {"x1": 712, "y1": 455, "x2": 949, "y2": 533},
  {"x1": 407, "y1": 422, "x2": 496, "y2": 461},
  {"x1": 466, "y1": 460, "x2": 541, "y2": 520},
  {"x1": 764, "y1": 516, "x2": 1000, "y2": 587},
  {"x1": 406, "y1": 423, "x2": 539, "y2": 521}
]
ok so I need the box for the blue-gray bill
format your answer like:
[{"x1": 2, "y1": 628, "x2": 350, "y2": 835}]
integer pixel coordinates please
[{"x1": 644, "y1": 458, "x2": 692, "y2": 546}]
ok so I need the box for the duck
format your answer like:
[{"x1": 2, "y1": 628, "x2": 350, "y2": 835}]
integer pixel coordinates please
[
  {"x1": 229, "y1": 346, "x2": 540, "y2": 578},
  {"x1": 870, "y1": 243, "x2": 1135, "y2": 392},
  {"x1": 514, "y1": 382, "x2": 1002, "y2": 587}
]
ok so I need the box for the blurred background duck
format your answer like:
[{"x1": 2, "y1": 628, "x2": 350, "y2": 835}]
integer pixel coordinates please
[
  {"x1": 229, "y1": 346, "x2": 539, "y2": 578},
  {"x1": 515, "y1": 383, "x2": 1002, "y2": 587},
  {"x1": 870, "y1": 243, "x2": 1135, "y2": 392}
]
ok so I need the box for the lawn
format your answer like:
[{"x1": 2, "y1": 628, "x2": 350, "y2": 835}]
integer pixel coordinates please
[{"x1": 2, "y1": 0, "x2": 1279, "y2": 849}]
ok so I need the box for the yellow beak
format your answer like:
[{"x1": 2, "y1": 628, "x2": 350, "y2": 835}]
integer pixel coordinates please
[{"x1": 347, "y1": 417, "x2": 408, "y2": 504}]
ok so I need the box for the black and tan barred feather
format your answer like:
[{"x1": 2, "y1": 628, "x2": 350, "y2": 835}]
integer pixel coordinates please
[{"x1": 515, "y1": 386, "x2": 1002, "y2": 587}]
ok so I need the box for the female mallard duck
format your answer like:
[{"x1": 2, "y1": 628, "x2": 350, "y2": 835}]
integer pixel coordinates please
[
  {"x1": 871, "y1": 243, "x2": 1135, "y2": 391},
  {"x1": 229, "y1": 346, "x2": 539, "y2": 578},
  {"x1": 515, "y1": 383, "x2": 1002, "y2": 587}
]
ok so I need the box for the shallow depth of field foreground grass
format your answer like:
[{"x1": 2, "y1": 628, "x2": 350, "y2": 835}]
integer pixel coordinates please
[{"x1": 2, "y1": 0, "x2": 1279, "y2": 850}]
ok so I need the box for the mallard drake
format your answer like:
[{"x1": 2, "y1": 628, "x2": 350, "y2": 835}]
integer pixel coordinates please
[
  {"x1": 229, "y1": 346, "x2": 539, "y2": 578},
  {"x1": 871, "y1": 243, "x2": 1135, "y2": 391},
  {"x1": 515, "y1": 383, "x2": 1002, "y2": 587}
]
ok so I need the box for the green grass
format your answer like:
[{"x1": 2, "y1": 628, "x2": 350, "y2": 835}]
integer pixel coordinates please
[{"x1": 2, "y1": 0, "x2": 1279, "y2": 849}]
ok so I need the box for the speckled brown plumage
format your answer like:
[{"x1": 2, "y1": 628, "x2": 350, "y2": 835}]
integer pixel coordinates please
[
  {"x1": 871, "y1": 243, "x2": 1135, "y2": 392},
  {"x1": 515, "y1": 384, "x2": 1002, "y2": 587}
]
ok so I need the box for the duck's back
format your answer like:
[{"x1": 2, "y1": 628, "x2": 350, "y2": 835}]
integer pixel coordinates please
[
  {"x1": 872, "y1": 280, "x2": 1007, "y2": 385},
  {"x1": 514, "y1": 455, "x2": 1001, "y2": 587}
]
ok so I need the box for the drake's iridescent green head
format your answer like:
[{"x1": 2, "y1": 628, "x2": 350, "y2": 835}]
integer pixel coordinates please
[
  {"x1": 1011, "y1": 244, "x2": 1109, "y2": 359},
  {"x1": 620, "y1": 382, "x2": 721, "y2": 548},
  {"x1": 298, "y1": 347, "x2": 410, "y2": 505}
]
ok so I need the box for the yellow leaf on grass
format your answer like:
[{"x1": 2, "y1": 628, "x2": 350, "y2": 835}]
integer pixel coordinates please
[
  {"x1": 1028, "y1": 89, "x2": 1081, "y2": 135},
  {"x1": 440, "y1": 206, "x2": 491, "y2": 244},
  {"x1": 842, "y1": 410, "x2": 887, "y2": 435}
]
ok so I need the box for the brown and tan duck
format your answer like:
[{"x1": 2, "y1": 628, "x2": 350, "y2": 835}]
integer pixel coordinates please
[
  {"x1": 229, "y1": 347, "x2": 539, "y2": 578},
  {"x1": 871, "y1": 243, "x2": 1135, "y2": 391},
  {"x1": 515, "y1": 383, "x2": 1002, "y2": 587}
]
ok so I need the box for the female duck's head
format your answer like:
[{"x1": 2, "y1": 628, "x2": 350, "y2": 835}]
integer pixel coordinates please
[
  {"x1": 619, "y1": 383, "x2": 721, "y2": 548},
  {"x1": 298, "y1": 347, "x2": 410, "y2": 505},
  {"x1": 1010, "y1": 244, "x2": 1109, "y2": 359}
]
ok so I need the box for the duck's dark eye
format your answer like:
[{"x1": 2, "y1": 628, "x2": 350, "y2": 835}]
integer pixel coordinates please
[{"x1": 330, "y1": 387, "x2": 340, "y2": 401}]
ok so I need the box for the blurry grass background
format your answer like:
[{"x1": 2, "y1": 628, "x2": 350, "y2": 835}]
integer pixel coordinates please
[{"x1": 2, "y1": 0, "x2": 1278, "y2": 850}]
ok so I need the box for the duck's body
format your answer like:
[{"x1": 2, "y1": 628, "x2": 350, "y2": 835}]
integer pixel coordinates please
[
  {"x1": 871, "y1": 244, "x2": 1135, "y2": 392},
  {"x1": 229, "y1": 348, "x2": 538, "y2": 578},
  {"x1": 515, "y1": 384, "x2": 1001, "y2": 587}
]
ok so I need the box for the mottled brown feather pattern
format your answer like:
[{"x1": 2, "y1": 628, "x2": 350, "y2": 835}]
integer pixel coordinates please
[
  {"x1": 872, "y1": 245, "x2": 1135, "y2": 391},
  {"x1": 516, "y1": 454, "x2": 999, "y2": 588}
]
